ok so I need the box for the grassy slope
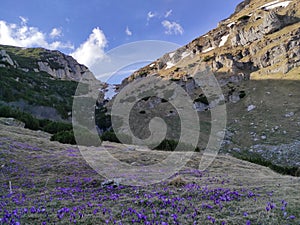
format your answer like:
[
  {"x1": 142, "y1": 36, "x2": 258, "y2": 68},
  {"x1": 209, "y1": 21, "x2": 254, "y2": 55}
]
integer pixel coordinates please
[
  {"x1": 0, "y1": 66, "x2": 78, "y2": 119},
  {"x1": 0, "y1": 123, "x2": 299, "y2": 224}
]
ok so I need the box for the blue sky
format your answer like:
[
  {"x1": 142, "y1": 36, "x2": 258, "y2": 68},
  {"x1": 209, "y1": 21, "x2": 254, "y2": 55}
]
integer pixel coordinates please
[{"x1": 0, "y1": 0, "x2": 242, "y2": 82}]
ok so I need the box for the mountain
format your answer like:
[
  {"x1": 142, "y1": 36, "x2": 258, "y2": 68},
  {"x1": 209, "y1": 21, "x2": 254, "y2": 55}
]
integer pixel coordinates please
[
  {"x1": 125, "y1": 0, "x2": 299, "y2": 83},
  {"x1": 0, "y1": 45, "x2": 103, "y2": 121},
  {"x1": 107, "y1": 0, "x2": 300, "y2": 168}
]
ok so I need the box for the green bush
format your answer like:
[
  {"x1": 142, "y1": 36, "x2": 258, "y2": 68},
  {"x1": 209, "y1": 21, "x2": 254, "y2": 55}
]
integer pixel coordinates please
[
  {"x1": 238, "y1": 15, "x2": 251, "y2": 21},
  {"x1": 43, "y1": 121, "x2": 72, "y2": 134},
  {"x1": 154, "y1": 139, "x2": 200, "y2": 152},
  {"x1": 50, "y1": 130, "x2": 76, "y2": 145},
  {"x1": 239, "y1": 90, "x2": 246, "y2": 99},
  {"x1": 234, "y1": 153, "x2": 299, "y2": 177},
  {"x1": 203, "y1": 55, "x2": 213, "y2": 62},
  {"x1": 0, "y1": 105, "x2": 39, "y2": 130},
  {"x1": 101, "y1": 131, "x2": 120, "y2": 143},
  {"x1": 194, "y1": 94, "x2": 209, "y2": 105}
]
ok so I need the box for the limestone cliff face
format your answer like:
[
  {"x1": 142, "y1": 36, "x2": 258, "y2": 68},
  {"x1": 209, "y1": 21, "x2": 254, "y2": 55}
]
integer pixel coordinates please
[
  {"x1": 117, "y1": 0, "x2": 299, "y2": 111},
  {"x1": 0, "y1": 45, "x2": 93, "y2": 81},
  {"x1": 123, "y1": 0, "x2": 299, "y2": 82}
]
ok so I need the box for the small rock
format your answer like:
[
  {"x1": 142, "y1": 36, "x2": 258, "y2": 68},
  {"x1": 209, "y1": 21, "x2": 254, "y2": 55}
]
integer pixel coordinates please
[
  {"x1": 232, "y1": 148, "x2": 241, "y2": 152},
  {"x1": 247, "y1": 105, "x2": 256, "y2": 112},
  {"x1": 261, "y1": 135, "x2": 267, "y2": 140},
  {"x1": 101, "y1": 178, "x2": 122, "y2": 188},
  {"x1": 284, "y1": 112, "x2": 294, "y2": 118}
]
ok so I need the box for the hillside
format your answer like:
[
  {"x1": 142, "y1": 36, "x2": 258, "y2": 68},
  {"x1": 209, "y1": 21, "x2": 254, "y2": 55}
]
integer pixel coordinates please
[
  {"x1": 125, "y1": 0, "x2": 300, "y2": 82},
  {"x1": 0, "y1": 45, "x2": 104, "y2": 121},
  {"x1": 0, "y1": 0, "x2": 300, "y2": 224},
  {"x1": 107, "y1": 0, "x2": 300, "y2": 168},
  {"x1": 0, "y1": 123, "x2": 299, "y2": 224}
]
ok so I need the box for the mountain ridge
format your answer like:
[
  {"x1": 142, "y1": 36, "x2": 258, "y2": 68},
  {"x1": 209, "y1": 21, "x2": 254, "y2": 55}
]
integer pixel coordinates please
[{"x1": 123, "y1": 0, "x2": 299, "y2": 85}]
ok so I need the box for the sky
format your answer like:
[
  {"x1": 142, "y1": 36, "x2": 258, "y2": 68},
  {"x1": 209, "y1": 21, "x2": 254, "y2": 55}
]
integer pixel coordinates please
[{"x1": 0, "y1": 0, "x2": 242, "y2": 83}]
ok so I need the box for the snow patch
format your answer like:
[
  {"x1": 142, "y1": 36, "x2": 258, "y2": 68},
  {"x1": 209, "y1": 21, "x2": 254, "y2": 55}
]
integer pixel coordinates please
[
  {"x1": 149, "y1": 63, "x2": 155, "y2": 67},
  {"x1": 260, "y1": 0, "x2": 280, "y2": 8},
  {"x1": 169, "y1": 52, "x2": 175, "y2": 58},
  {"x1": 104, "y1": 85, "x2": 117, "y2": 100},
  {"x1": 260, "y1": 0, "x2": 291, "y2": 10},
  {"x1": 165, "y1": 61, "x2": 175, "y2": 69},
  {"x1": 227, "y1": 22, "x2": 235, "y2": 27},
  {"x1": 219, "y1": 34, "x2": 230, "y2": 47},
  {"x1": 203, "y1": 47, "x2": 215, "y2": 53},
  {"x1": 265, "y1": 1, "x2": 291, "y2": 9},
  {"x1": 181, "y1": 51, "x2": 191, "y2": 59}
]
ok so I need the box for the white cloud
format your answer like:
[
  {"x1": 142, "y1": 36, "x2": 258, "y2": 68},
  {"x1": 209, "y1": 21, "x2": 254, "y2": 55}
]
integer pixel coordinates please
[
  {"x1": 50, "y1": 27, "x2": 62, "y2": 38},
  {"x1": 125, "y1": 26, "x2": 132, "y2": 36},
  {"x1": 70, "y1": 27, "x2": 107, "y2": 68},
  {"x1": 19, "y1": 16, "x2": 28, "y2": 25},
  {"x1": 0, "y1": 20, "x2": 73, "y2": 50},
  {"x1": 161, "y1": 20, "x2": 184, "y2": 35},
  {"x1": 147, "y1": 11, "x2": 156, "y2": 21},
  {"x1": 165, "y1": 9, "x2": 173, "y2": 18}
]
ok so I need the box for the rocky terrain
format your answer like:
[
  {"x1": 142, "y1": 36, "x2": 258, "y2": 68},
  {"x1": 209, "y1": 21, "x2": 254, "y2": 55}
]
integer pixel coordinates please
[
  {"x1": 0, "y1": 0, "x2": 299, "y2": 224},
  {"x1": 0, "y1": 45, "x2": 93, "y2": 81},
  {"x1": 0, "y1": 45, "x2": 104, "y2": 121},
  {"x1": 108, "y1": 0, "x2": 300, "y2": 168}
]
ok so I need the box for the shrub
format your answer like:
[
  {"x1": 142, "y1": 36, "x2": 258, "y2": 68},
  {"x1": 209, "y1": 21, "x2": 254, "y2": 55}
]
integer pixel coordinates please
[
  {"x1": 43, "y1": 121, "x2": 72, "y2": 134},
  {"x1": 234, "y1": 153, "x2": 299, "y2": 177},
  {"x1": 101, "y1": 131, "x2": 120, "y2": 143},
  {"x1": 100, "y1": 131, "x2": 132, "y2": 144},
  {"x1": 203, "y1": 55, "x2": 213, "y2": 62},
  {"x1": 154, "y1": 139, "x2": 200, "y2": 152},
  {"x1": 239, "y1": 90, "x2": 246, "y2": 99},
  {"x1": 238, "y1": 15, "x2": 251, "y2": 21},
  {"x1": 50, "y1": 130, "x2": 76, "y2": 145},
  {"x1": 194, "y1": 94, "x2": 209, "y2": 105}
]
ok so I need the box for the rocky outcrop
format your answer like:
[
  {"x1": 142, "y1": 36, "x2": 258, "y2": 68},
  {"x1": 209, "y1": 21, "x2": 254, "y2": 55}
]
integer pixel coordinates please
[
  {"x1": 0, "y1": 50, "x2": 17, "y2": 68},
  {"x1": 122, "y1": 0, "x2": 299, "y2": 87},
  {"x1": 0, "y1": 45, "x2": 94, "y2": 81}
]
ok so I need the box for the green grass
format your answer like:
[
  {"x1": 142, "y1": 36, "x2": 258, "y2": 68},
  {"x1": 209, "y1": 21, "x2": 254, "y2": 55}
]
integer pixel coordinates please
[{"x1": 0, "y1": 67, "x2": 78, "y2": 119}]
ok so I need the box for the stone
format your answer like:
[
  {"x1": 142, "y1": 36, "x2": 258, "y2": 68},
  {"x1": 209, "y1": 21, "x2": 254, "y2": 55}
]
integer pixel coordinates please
[
  {"x1": 247, "y1": 105, "x2": 256, "y2": 112},
  {"x1": 285, "y1": 112, "x2": 295, "y2": 118}
]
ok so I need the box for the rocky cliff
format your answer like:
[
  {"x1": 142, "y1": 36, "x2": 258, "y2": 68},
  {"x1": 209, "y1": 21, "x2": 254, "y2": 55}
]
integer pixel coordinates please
[
  {"x1": 0, "y1": 45, "x2": 93, "y2": 81},
  {"x1": 0, "y1": 45, "x2": 104, "y2": 121},
  {"x1": 123, "y1": 0, "x2": 299, "y2": 87},
  {"x1": 108, "y1": 0, "x2": 300, "y2": 167}
]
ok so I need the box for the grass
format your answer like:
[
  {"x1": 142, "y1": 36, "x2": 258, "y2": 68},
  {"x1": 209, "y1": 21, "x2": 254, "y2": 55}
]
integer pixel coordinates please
[
  {"x1": 0, "y1": 66, "x2": 78, "y2": 119},
  {"x1": 0, "y1": 123, "x2": 299, "y2": 224}
]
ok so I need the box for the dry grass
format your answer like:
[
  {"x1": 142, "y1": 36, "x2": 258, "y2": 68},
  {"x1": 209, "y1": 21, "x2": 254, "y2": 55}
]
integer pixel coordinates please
[{"x1": 0, "y1": 123, "x2": 299, "y2": 224}]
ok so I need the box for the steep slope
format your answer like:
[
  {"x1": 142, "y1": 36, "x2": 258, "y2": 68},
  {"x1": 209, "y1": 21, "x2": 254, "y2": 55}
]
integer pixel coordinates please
[
  {"x1": 0, "y1": 45, "x2": 103, "y2": 120},
  {"x1": 125, "y1": 0, "x2": 300, "y2": 83},
  {"x1": 106, "y1": 0, "x2": 300, "y2": 168}
]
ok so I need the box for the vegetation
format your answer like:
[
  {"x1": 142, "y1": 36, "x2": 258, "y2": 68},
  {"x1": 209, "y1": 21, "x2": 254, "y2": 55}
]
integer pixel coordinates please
[
  {"x1": 233, "y1": 152, "x2": 300, "y2": 177},
  {"x1": 0, "y1": 105, "x2": 72, "y2": 133},
  {"x1": 194, "y1": 94, "x2": 209, "y2": 105},
  {"x1": 238, "y1": 15, "x2": 251, "y2": 21},
  {"x1": 203, "y1": 55, "x2": 214, "y2": 62},
  {"x1": 0, "y1": 67, "x2": 77, "y2": 119}
]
